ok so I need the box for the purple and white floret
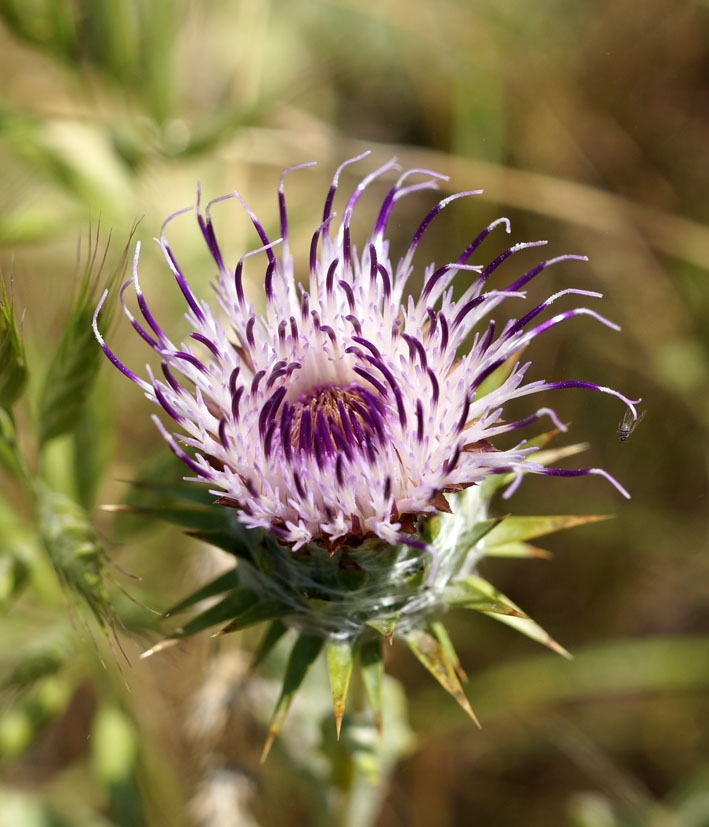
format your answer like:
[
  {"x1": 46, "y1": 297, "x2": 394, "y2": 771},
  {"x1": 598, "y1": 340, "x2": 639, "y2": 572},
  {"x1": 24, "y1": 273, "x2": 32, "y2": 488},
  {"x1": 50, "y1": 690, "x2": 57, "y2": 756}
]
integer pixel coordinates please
[{"x1": 94, "y1": 153, "x2": 639, "y2": 552}]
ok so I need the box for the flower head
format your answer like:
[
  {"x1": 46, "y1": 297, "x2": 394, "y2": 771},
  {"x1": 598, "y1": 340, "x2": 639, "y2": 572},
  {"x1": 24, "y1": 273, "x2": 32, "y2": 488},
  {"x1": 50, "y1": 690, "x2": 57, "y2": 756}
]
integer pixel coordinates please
[
  {"x1": 95, "y1": 152, "x2": 637, "y2": 555},
  {"x1": 95, "y1": 153, "x2": 640, "y2": 745}
]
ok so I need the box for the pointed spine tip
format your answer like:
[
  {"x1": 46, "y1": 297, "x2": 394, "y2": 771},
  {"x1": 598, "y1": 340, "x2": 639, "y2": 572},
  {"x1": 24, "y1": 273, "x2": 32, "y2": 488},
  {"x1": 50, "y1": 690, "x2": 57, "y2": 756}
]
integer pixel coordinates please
[{"x1": 260, "y1": 732, "x2": 276, "y2": 763}]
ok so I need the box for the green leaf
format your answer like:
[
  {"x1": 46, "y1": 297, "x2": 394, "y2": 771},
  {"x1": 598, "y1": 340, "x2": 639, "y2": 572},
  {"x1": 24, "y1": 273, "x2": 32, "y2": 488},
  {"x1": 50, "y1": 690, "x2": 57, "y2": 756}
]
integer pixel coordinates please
[
  {"x1": 359, "y1": 638, "x2": 384, "y2": 732},
  {"x1": 327, "y1": 638, "x2": 355, "y2": 738},
  {"x1": 366, "y1": 614, "x2": 398, "y2": 644},
  {"x1": 214, "y1": 599, "x2": 291, "y2": 637},
  {"x1": 403, "y1": 627, "x2": 478, "y2": 725},
  {"x1": 480, "y1": 541, "x2": 552, "y2": 559},
  {"x1": 0, "y1": 280, "x2": 28, "y2": 409},
  {"x1": 108, "y1": 503, "x2": 230, "y2": 533},
  {"x1": 484, "y1": 514, "x2": 611, "y2": 548},
  {"x1": 462, "y1": 574, "x2": 571, "y2": 658},
  {"x1": 250, "y1": 620, "x2": 288, "y2": 672},
  {"x1": 429, "y1": 619, "x2": 467, "y2": 682},
  {"x1": 176, "y1": 587, "x2": 259, "y2": 638},
  {"x1": 444, "y1": 576, "x2": 528, "y2": 616},
  {"x1": 261, "y1": 634, "x2": 324, "y2": 761},
  {"x1": 162, "y1": 568, "x2": 240, "y2": 617},
  {"x1": 456, "y1": 515, "x2": 507, "y2": 552},
  {"x1": 141, "y1": 587, "x2": 260, "y2": 658}
]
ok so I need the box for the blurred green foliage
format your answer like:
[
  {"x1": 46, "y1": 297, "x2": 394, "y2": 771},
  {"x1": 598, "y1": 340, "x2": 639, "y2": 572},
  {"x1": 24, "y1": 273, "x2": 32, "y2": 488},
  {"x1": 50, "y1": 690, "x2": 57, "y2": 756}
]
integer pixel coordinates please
[{"x1": 0, "y1": 0, "x2": 708, "y2": 825}]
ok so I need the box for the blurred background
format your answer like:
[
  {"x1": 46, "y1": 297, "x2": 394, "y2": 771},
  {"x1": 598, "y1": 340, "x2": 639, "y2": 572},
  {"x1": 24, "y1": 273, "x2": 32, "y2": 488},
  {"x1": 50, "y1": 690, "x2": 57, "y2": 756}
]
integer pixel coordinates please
[{"x1": 0, "y1": 0, "x2": 708, "y2": 825}]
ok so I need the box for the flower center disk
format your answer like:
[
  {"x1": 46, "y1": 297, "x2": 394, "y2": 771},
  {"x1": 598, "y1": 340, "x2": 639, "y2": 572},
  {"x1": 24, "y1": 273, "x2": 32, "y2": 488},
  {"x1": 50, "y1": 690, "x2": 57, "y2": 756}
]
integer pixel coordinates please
[{"x1": 289, "y1": 384, "x2": 385, "y2": 459}]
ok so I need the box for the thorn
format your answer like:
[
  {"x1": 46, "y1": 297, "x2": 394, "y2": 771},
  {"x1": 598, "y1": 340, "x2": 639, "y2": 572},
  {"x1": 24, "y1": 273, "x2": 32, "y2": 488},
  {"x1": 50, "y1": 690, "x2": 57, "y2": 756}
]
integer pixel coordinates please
[
  {"x1": 139, "y1": 637, "x2": 180, "y2": 659},
  {"x1": 260, "y1": 730, "x2": 276, "y2": 763}
]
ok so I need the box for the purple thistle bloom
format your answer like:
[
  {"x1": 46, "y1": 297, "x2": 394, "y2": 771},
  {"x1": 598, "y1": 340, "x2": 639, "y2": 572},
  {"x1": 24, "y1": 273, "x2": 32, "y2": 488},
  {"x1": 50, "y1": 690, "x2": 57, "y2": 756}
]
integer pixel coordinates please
[{"x1": 94, "y1": 152, "x2": 639, "y2": 554}]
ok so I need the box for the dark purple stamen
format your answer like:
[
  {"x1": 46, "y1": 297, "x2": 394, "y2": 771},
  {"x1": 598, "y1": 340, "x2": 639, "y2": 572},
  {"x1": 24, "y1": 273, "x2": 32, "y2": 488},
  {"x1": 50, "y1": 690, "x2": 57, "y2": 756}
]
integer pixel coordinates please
[
  {"x1": 231, "y1": 386, "x2": 244, "y2": 422},
  {"x1": 457, "y1": 394, "x2": 471, "y2": 432},
  {"x1": 439, "y1": 314, "x2": 449, "y2": 352},
  {"x1": 163, "y1": 244, "x2": 206, "y2": 323},
  {"x1": 421, "y1": 265, "x2": 451, "y2": 302},
  {"x1": 470, "y1": 358, "x2": 505, "y2": 392},
  {"x1": 352, "y1": 336, "x2": 381, "y2": 359},
  {"x1": 134, "y1": 291, "x2": 165, "y2": 344},
  {"x1": 368, "y1": 244, "x2": 378, "y2": 283},
  {"x1": 280, "y1": 403, "x2": 293, "y2": 460},
  {"x1": 343, "y1": 225, "x2": 352, "y2": 274},
  {"x1": 218, "y1": 417, "x2": 229, "y2": 449},
  {"x1": 353, "y1": 366, "x2": 388, "y2": 397},
  {"x1": 229, "y1": 367, "x2": 240, "y2": 396},
  {"x1": 197, "y1": 213, "x2": 226, "y2": 273},
  {"x1": 161, "y1": 362, "x2": 182, "y2": 393},
  {"x1": 320, "y1": 326, "x2": 337, "y2": 345},
  {"x1": 443, "y1": 442, "x2": 462, "y2": 473},
  {"x1": 246, "y1": 317, "x2": 256, "y2": 348},
  {"x1": 264, "y1": 260, "x2": 276, "y2": 302},
  {"x1": 234, "y1": 260, "x2": 245, "y2": 306},
  {"x1": 416, "y1": 400, "x2": 424, "y2": 442},
  {"x1": 376, "y1": 264, "x2": 391, "y2": 300},
  {"x1": 374, "y1": 186, "x2": 397, "y2": 237},
  {"x1": 173, "y1": 351, "x2": 208, "y2": 374},
  {"x1": 263, "y1": 419, "x2": 277, "y2": 459},
  {"x1": 293, "y1": 471, "x2": 306, "y2": 498},
  {"x1": 478, "y1": 320, "x2": 496, "y2": 353},
  {"x1": 251, "y1": 370, "x2": 266, "y2": 395},
  {"x1": 383, "y1": 476, "x2": 392, "y2": 500},
  {"x1": 338, "y1": 280, "x2": 355, "y2": 311},
  {"x1": 299, "y1": 407, "x2": 312, "y2": 453},
  {"x1": 190, "y1": 332, "x2": 220, "y2": 358},
  {"x1": 154, "y1": 384, "x2": 182, "y2": 422},
  {"x1": 402, "y1": 333, "x2": 428, "y2": 369},
  {"x1": 336, "y1": 399, "x2": 356, "y2": 446},
  {"x1": 346, "y1": 315, "x2": 362, "y2": 336},
  {"x1": 326, "y1": 258, "x2": 339, "y2": 296},
  {"x1": 427, "y1": 368, "x2": 440, "y2": 406},
  {"x1": 259, "y1": 386, "x2": 287, "y2": 438},
  {"x1": 452, "y1": 296, "x2": 486, "y2": 329}
]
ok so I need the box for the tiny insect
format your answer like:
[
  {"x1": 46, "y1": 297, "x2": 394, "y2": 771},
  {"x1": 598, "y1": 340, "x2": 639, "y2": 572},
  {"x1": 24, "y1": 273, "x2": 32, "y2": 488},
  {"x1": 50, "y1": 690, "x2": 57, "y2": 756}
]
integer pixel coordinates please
[{"x1": 617, "y1": 408, "x2": 646, "y2": 441}]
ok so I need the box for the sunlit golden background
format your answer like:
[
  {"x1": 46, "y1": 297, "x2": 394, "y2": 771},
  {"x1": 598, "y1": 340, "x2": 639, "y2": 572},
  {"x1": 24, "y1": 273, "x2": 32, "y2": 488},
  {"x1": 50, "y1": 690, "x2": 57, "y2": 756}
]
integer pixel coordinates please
[{"x1": 1, "y1": 1, "x2": 708, "y2": 825}]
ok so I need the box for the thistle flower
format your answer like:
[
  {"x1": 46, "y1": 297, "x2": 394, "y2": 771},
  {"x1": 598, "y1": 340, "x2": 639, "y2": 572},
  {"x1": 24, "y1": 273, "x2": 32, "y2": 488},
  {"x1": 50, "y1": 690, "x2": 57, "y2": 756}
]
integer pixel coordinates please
[{"x1": 94, "y1": 152, "x2": 640, "y2": 749}]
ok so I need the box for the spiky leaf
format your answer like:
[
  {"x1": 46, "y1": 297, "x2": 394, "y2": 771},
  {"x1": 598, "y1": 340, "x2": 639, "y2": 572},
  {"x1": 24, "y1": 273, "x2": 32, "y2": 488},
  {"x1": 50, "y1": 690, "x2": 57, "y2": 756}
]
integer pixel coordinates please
[
  {"x1": 444, "y1": 576, "x2": 528, "y2": 616},
  {"x1": 430, "y1": 619, "x2": 467, "y2": 682},
  {"x1": 250, "y1": 620, "x2": 288, "y2": 672},
  {"x1": 463, "y1": 574, "x2": 571, "y2": 658},
  {"x1": 327, "y1": 638, "x2": 355, "y2": 738},
  {"x1": 366, "y1": 614, "x2": 398, "y2": 643},
  {"x1": 481, "y1": 541, "x2": 552, "y2": 559},
  {"x1": 403, "y1": 627, "x2": 478, "y2": 725},
  {"x1": 484, "y1": 514, "x2": 610, "y2": 548},
  {"x1": 162, "y1": 568, "x2": 240, "y2": 617},
  {"x1": 262, "y1": 633, "x2": 324, "y2": 761},
  {"x1": 215, "y1": 599, "x2": 291, "y2": 637}
]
